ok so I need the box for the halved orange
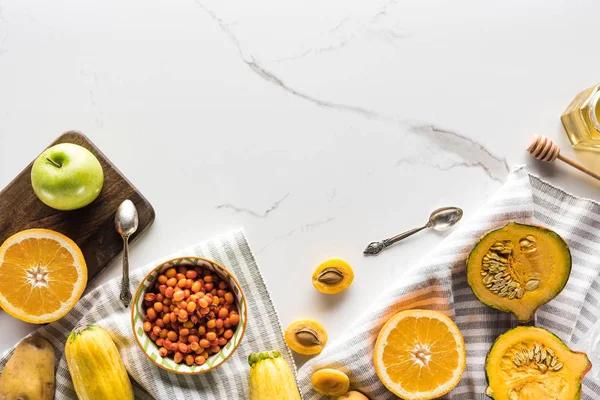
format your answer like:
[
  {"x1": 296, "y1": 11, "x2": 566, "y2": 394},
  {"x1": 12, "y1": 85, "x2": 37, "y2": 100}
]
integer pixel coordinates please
[
  {"x1": 373, "y1": 309, "x2": 466, "y2": 400},
  {"x1": 0, "y1": 229, "x2": 87, "y2": 324}
]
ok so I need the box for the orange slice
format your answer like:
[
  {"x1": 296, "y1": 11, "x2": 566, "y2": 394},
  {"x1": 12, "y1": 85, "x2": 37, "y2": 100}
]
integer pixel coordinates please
[
  {"x1": 0, "y1": 229, "x2": 87, "y2": 324},
  {"x1": 373, "y1": 309, "x2": 466, "y2": 400}
]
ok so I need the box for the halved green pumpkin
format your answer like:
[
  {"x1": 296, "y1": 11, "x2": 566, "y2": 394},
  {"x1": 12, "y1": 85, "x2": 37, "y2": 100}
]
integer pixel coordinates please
[
  {"x1": 467, "y1": 222, "x2": 571, "y2": 322},
  {"x1": 485, "y1": 326, "x2": 591, "y2": 400}
]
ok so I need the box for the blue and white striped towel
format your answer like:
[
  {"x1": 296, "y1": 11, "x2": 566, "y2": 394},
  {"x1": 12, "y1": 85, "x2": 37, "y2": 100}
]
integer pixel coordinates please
[{"x1": 297, "y1": 167, "x2": 600, "y2": 399}]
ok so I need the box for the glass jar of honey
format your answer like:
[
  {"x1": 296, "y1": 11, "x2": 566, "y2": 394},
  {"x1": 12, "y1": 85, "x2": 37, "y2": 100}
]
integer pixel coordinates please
[{"x1": 561, "y1": 84, "x2": 600, "y2": 150}]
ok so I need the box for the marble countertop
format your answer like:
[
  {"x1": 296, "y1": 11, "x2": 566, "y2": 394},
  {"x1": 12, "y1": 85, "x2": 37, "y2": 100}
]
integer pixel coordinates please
[{"x1": 1, "y1": 0, "x2": 600, "y2": 363}]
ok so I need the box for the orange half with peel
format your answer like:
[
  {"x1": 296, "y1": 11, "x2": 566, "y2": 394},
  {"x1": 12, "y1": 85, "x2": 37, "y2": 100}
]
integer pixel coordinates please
[
  {"x1": 0, "y1": 229, "x2": 87, "y2": 324},
  {"x1": 373, "y1": 309, "x2": 466, "y2": 400}
]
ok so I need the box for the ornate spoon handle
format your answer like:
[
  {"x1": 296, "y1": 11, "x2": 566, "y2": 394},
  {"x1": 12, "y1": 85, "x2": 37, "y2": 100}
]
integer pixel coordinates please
[
  {"x1": 119, "y1": 236, "x2": 132, "y2": 307},
  {"x1": 363, "y1": 222, "x2": 431, "y2": 256}
]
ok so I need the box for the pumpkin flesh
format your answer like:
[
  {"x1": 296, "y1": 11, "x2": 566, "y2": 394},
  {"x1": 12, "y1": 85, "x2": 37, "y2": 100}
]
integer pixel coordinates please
[
  {"x1": 485, "y1": 326, "x2": 590, "y2": 400},
  {"x1": 467, "y1": 223, "x2": 571, "y2": 322}
]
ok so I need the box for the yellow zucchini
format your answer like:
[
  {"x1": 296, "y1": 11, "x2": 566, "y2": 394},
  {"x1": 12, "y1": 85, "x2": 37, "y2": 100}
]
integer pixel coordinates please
[
  {"x1": 248, "y1": 351, "x2": 301, "y2": 400},
  {"x1": 65, "y1": 325, "x2": 134, "y2": 400}
]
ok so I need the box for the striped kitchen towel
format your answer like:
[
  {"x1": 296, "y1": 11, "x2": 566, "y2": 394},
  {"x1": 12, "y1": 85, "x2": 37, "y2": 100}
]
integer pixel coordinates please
[
  {"x1": 297, "y1": 166, "x2": 600, "y2": 399},
  {"x1": 0, "y1": 229, "x2": 295, "y2": 399}
]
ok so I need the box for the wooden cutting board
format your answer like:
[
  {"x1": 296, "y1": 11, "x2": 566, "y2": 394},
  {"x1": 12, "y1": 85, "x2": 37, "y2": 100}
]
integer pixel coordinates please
[{"x1": 0, "y1": 130, "x2": 155, "y2": 283}]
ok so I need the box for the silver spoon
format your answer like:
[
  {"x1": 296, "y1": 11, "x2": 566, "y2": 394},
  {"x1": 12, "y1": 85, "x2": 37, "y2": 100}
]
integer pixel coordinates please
[
  {"x1": 115, "y1": 199, "x2": 139, "y2": 307},
  {"x1": 363, "y1": 207, "x2": 463, "y2": 256}
]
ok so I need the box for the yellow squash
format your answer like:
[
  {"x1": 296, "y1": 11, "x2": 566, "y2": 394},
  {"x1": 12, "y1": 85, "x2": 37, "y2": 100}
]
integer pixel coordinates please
[
  {"x1": 467, "y1": 222, "x2": 571, "y2": 322},
  {"x1": 65, "y1": 325, "x2": 134, "y2": 400},
  {"x1": 248, "y1": 351, "x2": 301, "y2": 400},
  {"x1": 485, "y1": 326, "x2": 590, "y2": 400}
]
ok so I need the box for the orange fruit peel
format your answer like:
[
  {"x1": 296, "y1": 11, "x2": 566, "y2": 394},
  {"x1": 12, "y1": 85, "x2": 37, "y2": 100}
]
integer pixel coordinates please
[
  {"x1": 0, "y1": 229, "x2": 87, "y2": 324},
  {"x1": 373, "y1": 309, "x2": 466, "y2": 400}
]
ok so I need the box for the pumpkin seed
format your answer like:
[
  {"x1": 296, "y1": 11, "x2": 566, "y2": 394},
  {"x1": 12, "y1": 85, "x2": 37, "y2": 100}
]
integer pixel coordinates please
[
  {"x1": 553, "y1": 362, "x2": 563, "y2": 371},
  {"x1": 551, "y1": 357, "x2": 557, "y2": 367},
  {"x1": 538, "y1": 363, "x2": 548, "y2": 373},
  {"x1": 516, "y1": 288, "x2": 525, "y2": 299},
  {"x1": 295, "y1": 327, "x2": 321, "y2": 347},
  {"x1": 525, "y1": 280, "x2": 539, "y2": 291},
  {"x1": 547, "y1": 348, "x2": 554, "y2": 357},
  {"x1": 317, "y1": 268, "x2": 344, "y2": 285},
  {"x1": 513, "y1": 358, "x2": 521, "y2": 367},
  {"x1": 508, "y1": 388, "x2": 519, "y2": 400}
]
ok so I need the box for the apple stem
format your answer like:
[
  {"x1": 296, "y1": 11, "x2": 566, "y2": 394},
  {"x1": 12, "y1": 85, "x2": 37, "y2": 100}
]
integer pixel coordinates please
[{"x1": 46, "y1": 157, "x2": 62, "y2": 168}]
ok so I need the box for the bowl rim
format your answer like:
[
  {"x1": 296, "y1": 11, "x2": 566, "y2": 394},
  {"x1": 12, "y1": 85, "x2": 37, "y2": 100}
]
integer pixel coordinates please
[{"x1": 130, "y1": 256, "x2": 248, "y2": 375}]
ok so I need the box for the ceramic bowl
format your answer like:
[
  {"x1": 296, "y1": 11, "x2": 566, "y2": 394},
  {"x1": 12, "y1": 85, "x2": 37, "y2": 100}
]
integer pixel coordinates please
[{"x1": 131, "y1": 256, "x2": 247, "y2": 375}]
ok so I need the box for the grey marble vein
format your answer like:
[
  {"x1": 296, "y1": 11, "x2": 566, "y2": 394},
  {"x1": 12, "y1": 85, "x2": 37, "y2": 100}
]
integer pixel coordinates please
[
  {"x1": 195, "y1": 1, "x2": 384, "y2": 120},
  {"x1": 215, "y1": 193, "x2": 289, "y2": 218},
  {"x1": 257, "y1": 216, "x2": 336, "y2": 253},
  {"x1": 395, "y1": 124, "x2": 510, "y2": 183}
]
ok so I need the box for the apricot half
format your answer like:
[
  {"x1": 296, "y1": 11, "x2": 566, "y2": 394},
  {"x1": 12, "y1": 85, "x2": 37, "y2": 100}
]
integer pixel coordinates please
[{"x1": 312, "y1": 258, "x2": 354, "y2": 294}]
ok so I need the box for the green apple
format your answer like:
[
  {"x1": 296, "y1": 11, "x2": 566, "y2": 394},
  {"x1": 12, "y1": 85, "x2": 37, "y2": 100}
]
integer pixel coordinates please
[{"x1": 31, "y1": 143, "x2": 104, "y2": 210}]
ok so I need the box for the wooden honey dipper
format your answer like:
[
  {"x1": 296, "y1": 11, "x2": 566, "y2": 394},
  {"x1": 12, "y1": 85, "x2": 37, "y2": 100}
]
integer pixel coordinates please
[{"x1": 527, "y1": 135, "x2": 600, "y2": 181}]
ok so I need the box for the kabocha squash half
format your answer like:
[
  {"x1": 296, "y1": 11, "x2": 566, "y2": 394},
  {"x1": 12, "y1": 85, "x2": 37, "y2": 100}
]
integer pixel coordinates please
[
  {"x1": 467, "y1": 222, "x2": 571, "y2": 322},
  {"x1": 65, "y1": 325, "x2": 134, "y2": 400},
  {"x1": 485, "y1": 326, "x2": 590, "y2": 400}
]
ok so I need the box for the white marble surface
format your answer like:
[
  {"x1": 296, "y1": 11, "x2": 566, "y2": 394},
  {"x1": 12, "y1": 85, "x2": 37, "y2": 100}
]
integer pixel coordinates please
[{"x1": 1, "y1": 0, "x2": 600, "y2": 365}]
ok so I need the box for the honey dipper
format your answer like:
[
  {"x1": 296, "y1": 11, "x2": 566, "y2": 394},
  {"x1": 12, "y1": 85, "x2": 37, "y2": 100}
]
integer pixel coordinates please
[{"x1": 527, "y1": 135, "x2": 600, "y2": 181}]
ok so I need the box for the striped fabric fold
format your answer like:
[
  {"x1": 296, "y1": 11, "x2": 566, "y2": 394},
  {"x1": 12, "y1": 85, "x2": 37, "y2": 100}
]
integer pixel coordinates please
[
  {"x1": 297, "y1": 167, "x2": 600, "y2": 399},
  {"x1": 0, "y1": 229, "x2": 295, "y2": 400}
]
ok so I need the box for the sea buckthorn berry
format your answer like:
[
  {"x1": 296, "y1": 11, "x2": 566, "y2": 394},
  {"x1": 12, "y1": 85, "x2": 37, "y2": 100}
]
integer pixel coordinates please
[
  {"x1": 185, "y1": 354, "x2": 195, "y2": 366},
  {"x1": 183, "y1": 321, "x2": 194, "y2": 329},
  {"x1": 218, "y1": 308, "x2": 229, "y2": 319},
  {"x1": 173, "y1": 290, "x2": 185, "y2": 302},
  {"x1": 154, "y1": 302, "x2": 164, "y2": 312},
  {"x1": 224, "y1": 293, "x2": 234, "y2": 304},
  {"x1": 215, "y1": 319, "x2": 224, "y2": 329},
  {"x1": 178, "y1": 301, "x2": 188, "y2": 310},
  {"x1": 156, "y1": 293, "x2": 165, "y2": 301},
  {"x1": 156, "y1": 338, "x2": 164, "y2": 347},
  {"x1": 146, "y1": 308, "x2": 157, "y2": 320},
  {"x1": 163, "y1": 299, "x2": 171, "y2": 306},
  {"x1": 184, "y1": 289, "x2": 191, "y2": 297},
  {"x1": 190, "y1": 342, "x2": 200, "y2": 352},
  {"x1": 177, "y1": 266, "x2": 187, "y2": 273},
  {"x1": 210, "y1": 345, "x2": 220, "y2": 354},
  {"x1": 165, "y1": 268, "x2": 176, "y2": 278},
  {"x1": 149, "y1": 332, "x2": 158, "y2": 341},
  {"x1": 178, "y1": 343, "x2": 188, "y2": 353},
  {"x1": 176, "y1": 273, "x2": 185, "y2": 281},
  {"x1": 166, "y1": 277, "x2": 177, "y2": 287},
  {"x1": 186, "y1": 270, "x2": 198, "y2": 279},
  {"x1": 218, "y1": 338, "x2": 227, "y2": 346},
  {"x1": 229, "y1": 313, "x2": 240, "y2": 325},
  {"x1": 173, "y1": 352, "x2": 183, "y2": 364},
  {"x1": 177, "y1": 279, "x2": 187, "y2": 288},
  {"x1": 159, "y1": 347, "x2": 168, "y2": 357},
  {"x1": 179, "y1": 328, "x2": 190, "y2": 336},
  {"x1": 213, "y1": 297, "x2": 220, "y2": 306},
  {"x1": 159, "y1": 329, "x2": 168, "y2": 338},
  {"x1": 167, "y1": 331, "x2": 178, "y2": 341},
  {"x1": 190, "y1": 315, "x2": 199, "y2": 324},
  {"x1": 224, "y1": 318, "x2": 231, "y2": 328},
  {"x1": 143, "y1": 322, "x2": 152, "y2": 332},
  {"x1": 204, "y1": 276, "x2": 213, "y2": 283},
  {"x1": 158, "y1": 275, "x2": 168, "y2": 284},
  {"x1": 144, "y1": 293, "x2": 156, "y2": 302},
  {"x1": 165, "y1": 287, "x2": 174, "y2": 298},
  {"x1": 204, "y1": 283, "x2": 214, "y2": 291},
  {"x1": 198, "y1": 326, "x2": 206, "y2": 336},
  {"x1": 188, "y1": 335, "x2": 200, "y2": 343},
  {"x1": 206, "y1": 332, "x2": 217, "y2": 341},
  {"x1": 224, "y1": 329, "x2": 233, "y2": 339},
  {"x1": 200, "y1": 339, "x2": 210, "y2": 348},
  {"x1": 219, "y1": 282, "x2": 227, "y2": 290},
  {"x1": 185, "y1": 279, "x2": 193, "y2": 289},
  {"x1": 179, "y1": 310, "x2": 188, "y2": 319},
  {"x1": 195, "y1": 356, "x2": 206, "y2": 365},
  {"x1": 170, "y1": 341, "x2": 179, "y2": 351},
  {"x1": 155, "y1": 319, "x2": 164, "y2": 328},
  {"x1": 152, "y1": 326, "x2": 161, "y2": 336},
  {"x1": 206, "y1": 319, "x2": 216, "y2": 329},
  {"x1": 187, "y1": 302, "x2": 197, "y2": 313},
  {"x1": 198, "y1": 298, "x2": 208, "y2": 309}
]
